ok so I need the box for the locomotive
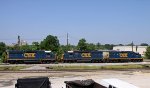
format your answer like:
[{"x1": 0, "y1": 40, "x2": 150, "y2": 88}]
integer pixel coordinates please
[
  {"x1": 63, "y1": 50, "x2": 143, "y2": 63},
  {"x1": 4, "y1": 50, "x2": 143, "y2": 64},
  {"x1": 5, "y1": 50, "x2": 55, "y2": 64}
]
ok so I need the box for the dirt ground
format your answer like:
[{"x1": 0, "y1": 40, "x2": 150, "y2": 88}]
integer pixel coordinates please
[{"x1": 0, "y1": 69, "x2": 150, "y2": 88}]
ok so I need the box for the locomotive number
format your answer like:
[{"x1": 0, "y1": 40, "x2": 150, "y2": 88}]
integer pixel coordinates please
[
  {"x1": 81, "y1": 53, "x2": 91, "y2": 58},
  {"x1": 119, "y1": 53, "x2": 128, "y2": 58},
  {"x1": 24, "y1": 53, "x2": 35, "y2": 58}
]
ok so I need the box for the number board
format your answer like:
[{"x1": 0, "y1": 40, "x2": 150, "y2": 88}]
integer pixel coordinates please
[
  {"x1": 119, "y1": 53, "x2": 128, "y2": 58},
  {"x1": 81, "y1": 53, "x2": 91, "y2": 58},
  {"x1": 24, "y1": 53, "x2": 36, "y2": 58}
]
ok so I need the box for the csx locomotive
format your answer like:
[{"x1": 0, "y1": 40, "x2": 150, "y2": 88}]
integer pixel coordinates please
[
  {"x1": 5, "y1": 50, "x2": 55, "y2": 64},
  {"x1": 4, "y1": 50, "x2": 143, "y2": 64}
]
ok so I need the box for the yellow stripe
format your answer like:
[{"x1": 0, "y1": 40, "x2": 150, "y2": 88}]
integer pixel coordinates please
[
  {"x1": 8, "y1": 58, "x2": 56, "y2": 60},
  {"x1": 110, "y1": 58, "x2": 128, "y2": 60},
  {"x1": 130, "y1": 58, "x2": 143, "y2": 60}
]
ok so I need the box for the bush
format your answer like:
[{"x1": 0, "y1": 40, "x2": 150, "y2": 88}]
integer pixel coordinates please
[
  {"x1": 145, "y1": 46, "x2": 150, "y2": 59},
  {"x1": 56, "y1": 48, "x2": 64, "y2": 62},
  {"x1": 1, "y1": 52, "x2": 7, "y2": 63},
  {"x1": 0, "y1": 57, "x2": 2, "y2": 63}
]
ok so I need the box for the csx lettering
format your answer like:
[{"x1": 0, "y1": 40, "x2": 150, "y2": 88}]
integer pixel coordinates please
[
  {"x1": 120, "y1": 53, "x2": 128, "y2": 58},
  {"x1": 81, "y1": 53, "x2": 91, "y2": 58},
  {"x1": 24, "y1": 53, "x2": 35, "y2": 58}
]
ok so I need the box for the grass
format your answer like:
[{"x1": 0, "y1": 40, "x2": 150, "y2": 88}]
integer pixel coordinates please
[
  {"x1": 0, "y1": 64, "x2": 149, "y2": 71},
  {"x1": 0, "y1": 57, "x2": 2, "y2": 63},
  {"x1": 101, "y1": 65, "x2": 143, "y2": 70},
  {"x1": 0, "y1": 66, "x2": 28, "y2": 71},
  {"x1": 46, "y1": 64, "x2": 150, "y2": 71}
]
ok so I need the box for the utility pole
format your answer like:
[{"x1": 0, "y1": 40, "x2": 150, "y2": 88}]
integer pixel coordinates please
[
  {"x1": 18, "y1": 35, "x2": 20, "y2": 46},
  {"x1": 136, "y1": 45, "x2": 138, "y2": 52},
  {"x1": 67, "y1": 33, "x2": 69, "y2": 46},
  {"x1": 132, "y1": 41, "x2": 133, "y2": 52}
]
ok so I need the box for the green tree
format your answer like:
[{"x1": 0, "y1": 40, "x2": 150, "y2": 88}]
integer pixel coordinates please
[
  {"x1": 140, "y1": 43, "x2": 148, "y2": 46},
  {"x1": 61, "y1": 45, "x2": 70, "y2": 52},
  {"x1": 104, "y1": 44, "x2": 113, "y2": 50},
  {"x1": 145, "y1": 46, "x2": 150, "y2": 59},
  {"x1": 69, "y1": 45, "x2": 77, "y2": 51},
  {"x1": 6, "y1": 46, "x2": 14, "y2": 50},
  {"x1": 0, "y1": 42, "x2": 6, "y2": 56},
  {"x1": 127, "y1": 42, "x2": 134, "y2": 46},
  {"x1": 1, "y1": 52, "x2": 7, "y2": 63},
  {"x1": 87, "y1": 43, "x2": 96, "y2": 51},
  {"x1": 96, "y1": 42, "x2": 101, "y2": 50},
  {"x1": 13, "y1": 44, "x2": 20, "y2": 50},
  {"x1": 61, "y1": 44, "x2": 77, "y2": 52},
  {"x1": 56, "y1": 47, "x2": 64, "y2": 62},
  {"x1": 118, "y1": 44, "x2": 124, "y2": 46},
  {"x1": 77, "y1": 38, "x2": 87, "y2": 51},
  {"x1": 32, "y1": 42, "x2": 40, "y2": 50},
  {"x1": 20, "y1": 45, "x2": 32, "y2": 50},
  {"x1": 40, "y1": 35, "x2": 60, "y2": 52}
]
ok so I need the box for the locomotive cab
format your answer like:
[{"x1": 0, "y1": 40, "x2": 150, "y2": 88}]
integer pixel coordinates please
[{"x1": 63, "y1": 51, "x2": 76, "y2": 63}]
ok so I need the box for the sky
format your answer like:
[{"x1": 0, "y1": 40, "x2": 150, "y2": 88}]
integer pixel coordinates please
[{"x1": 0, "y1": 0, "x2": 150, "y2": 45}]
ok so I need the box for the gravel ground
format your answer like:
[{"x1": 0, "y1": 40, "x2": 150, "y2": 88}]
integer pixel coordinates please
[
  {"x1": 0, "y1": 62, "x2": 150, "y2": 88},
  {"x1": 0, "y1": 62, "x2": 149, "y2": 67},
  {"x1": 0, "y1": 70, "x2": 150, "y2": 88}
]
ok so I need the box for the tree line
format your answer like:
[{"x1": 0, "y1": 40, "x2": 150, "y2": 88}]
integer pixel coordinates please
[{"x1": 0, "y1": 35, "x2": 150, "y2": 59}]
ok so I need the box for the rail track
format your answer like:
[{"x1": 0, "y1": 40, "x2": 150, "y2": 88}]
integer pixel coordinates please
[{"x1": 0, "y1": 70, "x2": 63, "y2": 73}]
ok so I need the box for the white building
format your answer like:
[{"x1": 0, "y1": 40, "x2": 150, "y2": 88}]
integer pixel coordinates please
[
  {"x1": 113, "y1": 46, "x2": 148, "y2": 56},
  {"x1": 21, "y1": 40, "x2": 27, "y2": 45}
]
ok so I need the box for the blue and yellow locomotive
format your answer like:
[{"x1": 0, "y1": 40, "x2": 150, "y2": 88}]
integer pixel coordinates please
[
  {"x1": 63, "y1": 51, "x2": 103, "y2": 63},
  {"x1": 63, "y1": 50, "x2": 143, "y2": 63},
  {"x1": 6, "y1": 50, "x2": 55, "y2": 64},
  {"x1": 5, "y1": 50, "x2": 143, "y2": 64}
]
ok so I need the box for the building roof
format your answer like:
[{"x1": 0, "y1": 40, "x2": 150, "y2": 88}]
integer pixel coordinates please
[{"x1": 113, "y1": 46, "x2": 148, "y2": 48}]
